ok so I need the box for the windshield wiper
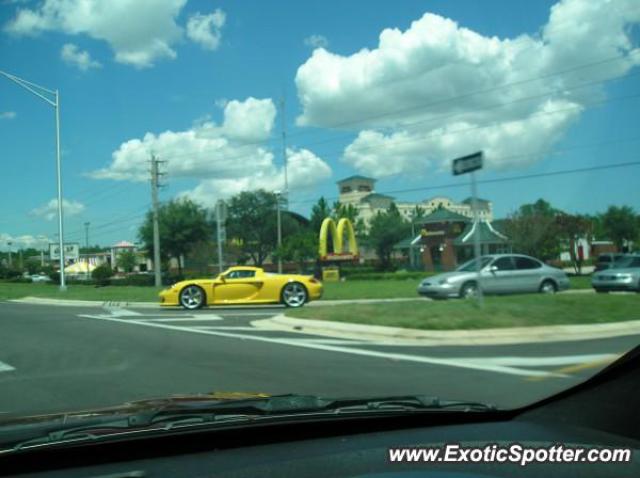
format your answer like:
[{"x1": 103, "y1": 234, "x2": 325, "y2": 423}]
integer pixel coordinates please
[{"x1": 3, "y1": 394, "x2": 495, "y2": 453}]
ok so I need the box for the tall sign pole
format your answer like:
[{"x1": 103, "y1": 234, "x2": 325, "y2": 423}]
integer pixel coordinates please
[{"x1": 452, "y1": 151, "x2": 484, "y2": 307}]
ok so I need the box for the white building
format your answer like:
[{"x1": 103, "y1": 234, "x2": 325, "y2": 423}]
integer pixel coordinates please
[{"x1": 337, "y1": 176, "x2": 493, "y2": 225}]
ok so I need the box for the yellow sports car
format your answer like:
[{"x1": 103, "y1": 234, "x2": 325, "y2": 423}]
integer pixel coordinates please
[{"x1": 159, "y1": 266, "x2": 323, "y2": 310}]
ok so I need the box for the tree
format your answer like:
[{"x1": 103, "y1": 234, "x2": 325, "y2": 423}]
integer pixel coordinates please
[
  {"x1": 274, "y1": 231, "x2": 318, "y2": 272},
  {"x1": 310, "y1": 197, "x2": 332, "y2": 233},
  {"x1": 555, "y1": 213, "x2": 592, "y2": 274},
  {"x1": 367, "y1": 203, "x2": 411, "y2": 271},
  {"x1": 139, "y1": 198, "x2": 212, "y2": 274},
  {"x1": 117, "y1": 249, "x2": 137, "y2": 273},
  {"x1": 601, "y1": 205, "x2": 639, "y2": 251},
  {"x1": 225, "y1": 190, "x2": 300, "y2": 266},
  {"x1": 503, "y1": 199, "x2": 560, "y2": 261}
]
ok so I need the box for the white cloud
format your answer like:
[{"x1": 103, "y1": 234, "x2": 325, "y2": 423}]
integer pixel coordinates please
[
  {"x1": 0, "y1": 111, "x2": 17, "y2": 120},
  {"x1": 60, "y1": 43, "x2": 101, "y2": 70},
  {"x1": 186, "y1": 8, "x2": 226, "y2": 51},
  {"x1": 90, "y1": 97, "x2": 332, "y2": 206},
  {"x1": 4, "y1": 0, "x2": 187, "y2": 68},
  {"x1": 0, "y1": 233, "x2": 51, "y2": 251},
  {"x1": 31, "y1": 198, "x2": 85, "y2": 221},
  {"x1": 295, "y1": 0, "x2": 640, "y2": 177},
  {"x1": 304, "y1": 34, "x2": 328, "y2": 49}
]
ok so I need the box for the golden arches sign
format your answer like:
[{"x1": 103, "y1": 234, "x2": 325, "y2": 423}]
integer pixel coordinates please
[{"x1": 318, "y1": 217, "x2": 359, "y2": 260}]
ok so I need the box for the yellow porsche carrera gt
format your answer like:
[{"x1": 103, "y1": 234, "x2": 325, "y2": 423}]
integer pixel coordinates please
[{"x1": 159, "y1": 266, "x2": 323, "y2": 310}]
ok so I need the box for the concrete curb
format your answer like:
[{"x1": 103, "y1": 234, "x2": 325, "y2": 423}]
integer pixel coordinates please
[
  {"x1": 251, "y1": 314, "x2": 640, "y2": 346},
  {"x1": 9, "y1": 297, "x2": 160, "y2": 309}
]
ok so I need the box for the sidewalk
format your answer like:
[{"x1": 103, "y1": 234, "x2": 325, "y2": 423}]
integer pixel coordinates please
[{"x1": 251, "y1": 314, "x2": 640, "y2": 346}]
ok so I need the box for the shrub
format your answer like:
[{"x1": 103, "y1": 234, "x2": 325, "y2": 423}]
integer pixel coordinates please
[
  {"x1": 92, "y1": 263, "x2": 113, "y2": 286},
  {"x1": 111, "y1": 274, "x2": 155, "y2": 286}
]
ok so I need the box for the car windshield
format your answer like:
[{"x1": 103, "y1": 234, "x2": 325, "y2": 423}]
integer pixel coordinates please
[
  {"x1": 1, "y1": 0, "x2": 639, "y2": 435},
  {"x1": 456, "y1": 257, "x2": 494, "y2": 272}
]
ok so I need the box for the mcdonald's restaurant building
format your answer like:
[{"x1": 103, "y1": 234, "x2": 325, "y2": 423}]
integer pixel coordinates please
[{"x1": 395, "y1": 208, "x2": 511, "y2": 272}]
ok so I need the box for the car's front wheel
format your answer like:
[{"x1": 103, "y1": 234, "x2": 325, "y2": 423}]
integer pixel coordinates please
[
  {"x1": 281, "y1": 282, "x2": 308, "y2": 308},
  {"x1": 539, "y1": 280, "x2": 557, "y2": 294},
  {"x1": 459, "y1": 281, "x2": 478, "y2": 299},
  {"x1": 179, "y1": 285, "x2": 206, "y2": 310}
]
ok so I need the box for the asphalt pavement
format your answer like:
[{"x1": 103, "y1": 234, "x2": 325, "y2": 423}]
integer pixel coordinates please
[{"x1": 1, "y1": 301, "x2": 638, "y2": 417}]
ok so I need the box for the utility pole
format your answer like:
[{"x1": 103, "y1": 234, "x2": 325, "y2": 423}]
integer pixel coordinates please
[
  {"x1": 84, "y1": 222, "x2": 90, "y2": 249},
  {"x1": 280, "y1": 96, "x2": 288, "y2": 210},
  {"x1": 275, "y1": 191, "x2": 283, "y2": 273},
  {"x1": 150, "y1": 155, "x2": 163, "y2": 287},
  {"x1": 216, "y1": 200, "x2": 226, "y2": 274},
  {"x1": 7, "y1": 242, "x2": 12, "y2": 267}
]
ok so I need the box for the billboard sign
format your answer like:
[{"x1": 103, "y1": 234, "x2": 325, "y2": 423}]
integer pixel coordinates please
[
  {"x1": 49, "y1": 243, "x2": 80, "y2": 261},
  {"x1": 452, "y1": 151, "x2": 483, "y2": 176}
]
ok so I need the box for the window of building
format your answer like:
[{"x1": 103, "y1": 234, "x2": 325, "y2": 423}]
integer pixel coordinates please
[
  {"x1": 357, "y1": 185, "x2": 371, "y2": 192},
  {"x1": 340, "y1": 186, "x2": 352, "y2": 193}
]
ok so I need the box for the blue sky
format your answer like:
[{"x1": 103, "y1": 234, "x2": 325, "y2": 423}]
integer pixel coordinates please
[{"x1": 0, "y1": 0, "x2": 639, "y2": 249}]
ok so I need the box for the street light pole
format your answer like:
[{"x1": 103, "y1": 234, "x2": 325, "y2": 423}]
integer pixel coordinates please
[{"x1": 0, "y1": 70, "x2": 66, "y2": 290}]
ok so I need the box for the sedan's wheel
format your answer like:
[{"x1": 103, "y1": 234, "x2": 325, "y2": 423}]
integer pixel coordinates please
[
  {"x1": 539, "y1": 280, "x2": 557, "y2": 294},
  {"x1": 179, "y1": 285, "x2": 205, "y2": 310},
  {"x1": 281, "y1": 282, "x2": 308, "y2": 308},
  {"x1": 459, "y1": 282, "x2": 478, "y2": 299}
]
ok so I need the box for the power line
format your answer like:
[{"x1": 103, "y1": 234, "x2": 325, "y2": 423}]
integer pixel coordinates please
[
  {"x1": 289, "y1": 159, "x2": 640, "y2": 206},
  {"x1": 154, "y1": 52, "x2": 638, "y2": 164}
]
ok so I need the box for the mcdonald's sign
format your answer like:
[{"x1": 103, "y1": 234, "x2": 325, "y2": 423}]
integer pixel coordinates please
[{"x1": 318, "y1": 217, "x2": 359, "y2": 261}]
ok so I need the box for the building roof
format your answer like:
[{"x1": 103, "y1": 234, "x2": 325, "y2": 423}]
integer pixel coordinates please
[
  {"x1": 361, "y1": 192, "x2": 395, "y2": 203},
  {"x1": 453, "y1": 221, "x2": 509, "y2": 246},
  {"x1": 112, "y1": 240, "x2": 134, "y2": 248},
  {"x1": 337, "y1": 175, "x2": 377, "y2": 185},
  {"x1": 461, "y1": 197, "x2": 491, "y2": 206},
  {"x1": 416, "y1": 207, "x2": 470, "y2": 224},
  {"x1": 394, "y1": 235, "x2": 423, "y2": 250}
]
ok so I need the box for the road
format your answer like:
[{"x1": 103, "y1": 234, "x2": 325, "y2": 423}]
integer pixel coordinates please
[{"x1": 1, "y1": 301, "x2": 638, "y2": 417}]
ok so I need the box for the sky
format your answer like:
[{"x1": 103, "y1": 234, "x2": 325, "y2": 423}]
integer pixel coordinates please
[{"x1": 0, "y1": 0, "x2": 639, "y2": 250}]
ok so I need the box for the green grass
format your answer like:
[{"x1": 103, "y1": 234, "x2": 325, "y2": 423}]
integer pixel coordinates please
[
  {"x1": 287, "y1": 294, "x2": 640, "y2": 330},
  {"x1": 0, "y1": 275, "x2": 593, "y2": 303},
  {"x1": 0, "y1": 282, "x2": 163, "y2": 302}
]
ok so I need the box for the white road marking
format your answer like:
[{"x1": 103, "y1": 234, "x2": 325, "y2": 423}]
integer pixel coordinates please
[
  {"x1": 192, "y1": 326, "x2": 260, "y2": 331},
  {"x1": 456, "y1": 354, "x2": 620, "y2": 367},
  {"x1": 103, "y1": 307, "x2": 143, "y2": 317},
  {"x1": 75, "y1": 314, "x2": 567, "y2": 378},
  {"x1": 133, "y1": 316, "x2": 224, "y2": 322},
  {"x1": 0, "y1": 361, "x2": 15, "y2": 373}
]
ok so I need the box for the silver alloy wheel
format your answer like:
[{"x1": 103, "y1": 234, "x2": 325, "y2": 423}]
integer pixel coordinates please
[
  {"x1": 180, "y1": 285, "x2": 205, "y2": 310},
  {"x1": 282, "y1": 282, "x2": 307, "y2": 308},
  {"x1": 460, "y1": 282, "x2": 478, "y2": 299},
  {"x1": 539, "y1": 280, "x2": 557, "y2": 294}
]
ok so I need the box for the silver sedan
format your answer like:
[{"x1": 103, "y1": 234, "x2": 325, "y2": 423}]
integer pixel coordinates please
[
  {"x1": 592, "y1": 255, "x2": 640, "y2": 293},
  {"x1": 417, "y1": 254, "x2": 570, "y2": 299}
]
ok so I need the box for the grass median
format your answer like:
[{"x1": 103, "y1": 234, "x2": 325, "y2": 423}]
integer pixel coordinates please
[
  {"x1": 0, "y1": 275, "x2": 593, "y2": 303},
  {"x1": 286, "y1": 294, "x2": 640, "y2": 330},
  {"x1": 0, "y1": 283, "x2": 163, "y2": 302}
]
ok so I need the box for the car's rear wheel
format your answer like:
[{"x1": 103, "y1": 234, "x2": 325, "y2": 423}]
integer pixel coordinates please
[
  {"x1": 281, "y1": 282, "x2": 308, "y2": 308},
  {"x1": 459, "y1": 281, "x2": 478, "y2": 299},
  {"x1": 179, "y1": 285, "x2": 206, "y2": 310},
  {"x1": 539, "y1": 280, "x2": 557, "y2": 294}
]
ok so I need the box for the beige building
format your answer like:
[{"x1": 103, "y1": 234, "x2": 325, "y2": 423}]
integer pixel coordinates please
[{"x1": 337, "y1": 175, "x2": 493, "y2": 225}]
